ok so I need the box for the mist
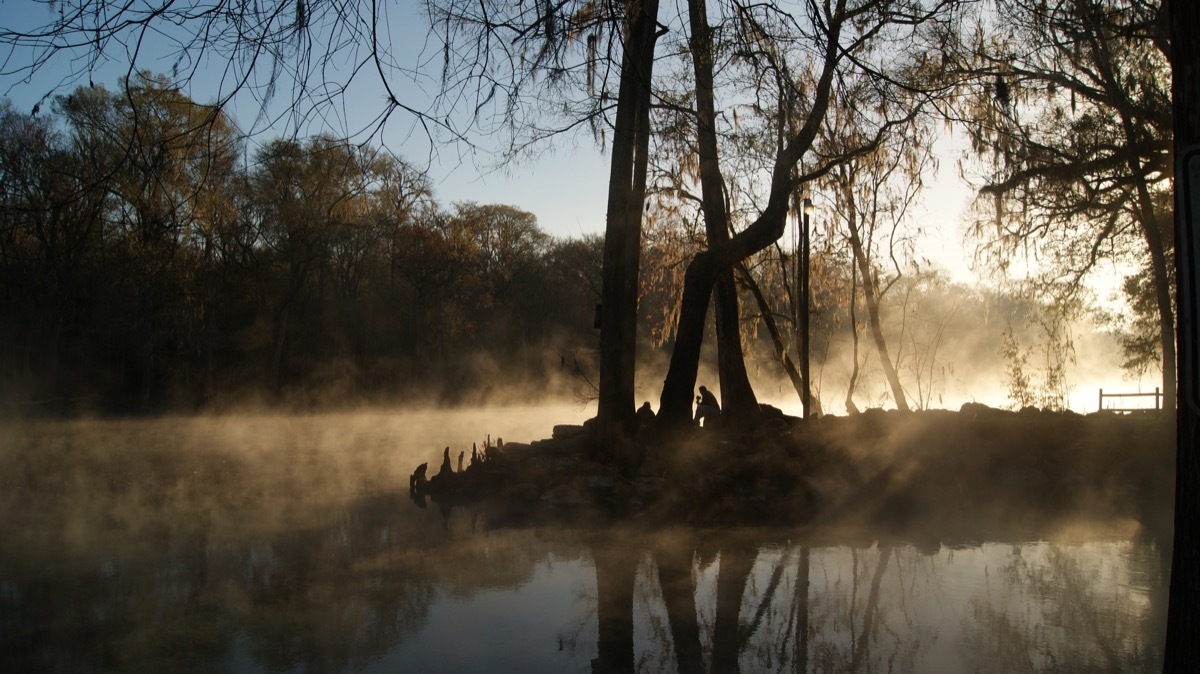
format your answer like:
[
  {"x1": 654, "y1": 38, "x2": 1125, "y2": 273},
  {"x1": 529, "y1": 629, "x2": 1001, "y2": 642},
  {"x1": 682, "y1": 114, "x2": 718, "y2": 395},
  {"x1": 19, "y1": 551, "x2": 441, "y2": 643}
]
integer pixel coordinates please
[{"x1": 0, "y1": 110, "x2": 1172, "y2": 673}]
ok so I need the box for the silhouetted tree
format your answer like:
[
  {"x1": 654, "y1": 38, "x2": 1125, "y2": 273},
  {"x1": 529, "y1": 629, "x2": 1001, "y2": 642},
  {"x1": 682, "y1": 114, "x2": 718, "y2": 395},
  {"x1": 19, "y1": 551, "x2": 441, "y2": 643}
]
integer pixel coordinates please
[
  {"x1": 58, "y1": 74, "x2": 240, "y2": 408},
  {"x1": 655, "y1": 0, "x2": 953, "y2": 427},
  {"x1": 1166, "y1": 0, "x2": 1200, "y2": 668},
  {"x1": 0, "y1": 102, "x2": 106, "y2": 399}
]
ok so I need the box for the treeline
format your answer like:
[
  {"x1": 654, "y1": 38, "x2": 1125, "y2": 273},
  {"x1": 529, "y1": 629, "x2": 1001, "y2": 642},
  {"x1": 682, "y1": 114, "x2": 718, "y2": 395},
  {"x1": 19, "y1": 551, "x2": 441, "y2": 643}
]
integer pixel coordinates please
[
  {"x1": 0, "y1": 75, "x2": 1081, "y2": 415},
  {"x1": 0, "y1": 78, "x2": 612, "y2": 412}
]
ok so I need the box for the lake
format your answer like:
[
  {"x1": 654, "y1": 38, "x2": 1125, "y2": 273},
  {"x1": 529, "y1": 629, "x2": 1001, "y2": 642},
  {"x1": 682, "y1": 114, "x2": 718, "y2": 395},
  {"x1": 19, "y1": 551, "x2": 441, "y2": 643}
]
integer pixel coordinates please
[{"x1": 0, "y1": 408, "x2": 1168, "y2": 672}]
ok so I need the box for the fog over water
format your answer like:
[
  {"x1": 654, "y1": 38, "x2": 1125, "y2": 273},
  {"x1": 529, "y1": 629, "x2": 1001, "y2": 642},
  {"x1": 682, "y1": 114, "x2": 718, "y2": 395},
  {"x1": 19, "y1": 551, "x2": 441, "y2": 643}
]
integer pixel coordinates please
[{"x1": 0, "y1": 407, "x2": 1169, "y2": 672}]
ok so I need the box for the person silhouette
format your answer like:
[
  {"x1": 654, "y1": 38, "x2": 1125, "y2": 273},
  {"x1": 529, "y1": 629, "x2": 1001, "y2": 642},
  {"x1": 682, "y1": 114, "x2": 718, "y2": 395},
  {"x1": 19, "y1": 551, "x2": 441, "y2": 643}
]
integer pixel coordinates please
[
  {"x1": 694, "y1": 386, "x2": 720, "y2": 426},
  {"x1": 636, "y1": 401, "x2": 656, "y2": 427}
]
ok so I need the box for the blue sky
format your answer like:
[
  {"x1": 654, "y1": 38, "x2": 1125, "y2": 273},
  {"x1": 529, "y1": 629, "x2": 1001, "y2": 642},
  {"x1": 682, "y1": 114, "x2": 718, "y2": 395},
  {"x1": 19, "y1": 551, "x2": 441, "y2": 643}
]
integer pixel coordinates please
[
  {"x1": 0, "y1": 1, "x2": 971, "y2": 257},
  {"x1": 0, "y1": 1, "x2": 979, "y2": 254},
  {"x1": 0, "y1": 0, "x2": 612, "y2": 239},
  {"x1": 0, "y1": 0, "x2": 984, "y2": 281}
]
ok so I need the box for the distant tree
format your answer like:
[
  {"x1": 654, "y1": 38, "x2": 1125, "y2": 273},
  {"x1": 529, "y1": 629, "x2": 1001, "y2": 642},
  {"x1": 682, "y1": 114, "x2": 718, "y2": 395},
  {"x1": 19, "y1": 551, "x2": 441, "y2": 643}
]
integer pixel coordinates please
[
  {"x1": 57, "y1": 74, "x2": 240, "y2": 408},
  {"x1": 249, "y1": 136, "x2": 380, "y2": 391},
  {"x1": 0, "y1": 102, "x2": 106, "y2": 398},
  {"x1": 445, "y1": 202, "x2": 551, "y2": 353},
  {"x1": 999, "y1": 319, "x2": 1075, "y2": 411}
]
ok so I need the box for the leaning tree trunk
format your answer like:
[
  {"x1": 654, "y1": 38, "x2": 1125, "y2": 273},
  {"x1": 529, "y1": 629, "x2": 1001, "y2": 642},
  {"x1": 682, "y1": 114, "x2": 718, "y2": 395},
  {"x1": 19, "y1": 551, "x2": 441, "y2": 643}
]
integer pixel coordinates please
[
  {"x1": 1137, "y1": 193, "x2": 1178, "y2": 415},
  {"x1": 597, "y1": 0, "x2": 661, "y2": 441},
  {"x1": 738, "y1": 261, "x2": 806, "y2": 405},
  {"x1": 687, "y1": 0, "x2": 759, "y2": 421},
  {"x1": 845, "y1": 198, "x2": 910, "y2": 411},
  {"x1": 1165, "y1": 0, "x2": 1200, "y2": 668},
  {"x1": 845, "y1": 263, "x2": 863, "y2": 414},
  {"x1": 657, "y1": 200, "x2": 791, "y2": 426}
]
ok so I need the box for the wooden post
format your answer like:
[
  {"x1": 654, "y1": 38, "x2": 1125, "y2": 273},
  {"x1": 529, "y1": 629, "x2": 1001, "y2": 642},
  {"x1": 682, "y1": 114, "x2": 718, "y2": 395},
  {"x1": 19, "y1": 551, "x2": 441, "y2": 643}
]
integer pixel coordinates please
[{"x1": 1098, "y1": 388, "x2": 1104, "y2": 412}]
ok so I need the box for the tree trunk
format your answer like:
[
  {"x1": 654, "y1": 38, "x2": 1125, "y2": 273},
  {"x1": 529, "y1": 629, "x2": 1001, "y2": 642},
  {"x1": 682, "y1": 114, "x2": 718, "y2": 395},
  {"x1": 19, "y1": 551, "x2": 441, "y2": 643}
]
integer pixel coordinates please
[
  {"x1": 1116, "y1": 114, "x2": 1177, "y2": 414},
  {"x1": 657, "y1": 200, "x2": 791, "y2": 426},
  {"x1": 712, "y1": 546, "x2": 753, "y2": 674},
  {"x1": 792, "y1": 547, "x2": 810, "y2": 674},
  {"x1": 1137, "y1": 193, "x2": 1177, "y2": 414},
  {"x1": 845, "y1": 197, "x2": 909, "y2": 411},
  {"x1": 656, "y1": 543, "x2": 703, "y2": 673},
  {"x1": 597, "y1": 0, "x2": 661, "y2": 441},
  {"x1": 1165, "y1": 0, "x2": 1200, "y2": 668},
  {"x1": 738, "y1": 261, "x2": 818, "y2": 410},
  {"x1": 845, "y1": 264, "x2": 863, "y2": 414},
  {"x1": 848, "y1": 546, "x2": 892, "y2": 673},
  {"x1": 138, "y1": 289, "x2": 156, "y2": 410},
  {"x1": 686, "y1": 0, "x2": 759, "y2": 421},
  {"x1": 271, "y1": 302, "x2": 290, "y2": 393},
  {"x1": 591, "y1": 544, "x2": 636, "y2": 674},
  {"x1": 1089, "y1": 5, "x2": 1177, "y2": 415}
]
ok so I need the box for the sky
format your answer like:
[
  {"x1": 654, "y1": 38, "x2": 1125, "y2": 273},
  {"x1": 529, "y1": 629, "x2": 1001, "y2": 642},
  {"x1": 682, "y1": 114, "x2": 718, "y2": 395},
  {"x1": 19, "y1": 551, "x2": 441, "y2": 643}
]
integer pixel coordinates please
[
  {"x1": 0, "y1": 1, "x2": 619, "y2": 239},
  {"x1": 0, "y1": 0, "x2": 1156, "y2": 411},
  {"x1": 0, "y1": 0, "x2": 969, "y2": 257}
]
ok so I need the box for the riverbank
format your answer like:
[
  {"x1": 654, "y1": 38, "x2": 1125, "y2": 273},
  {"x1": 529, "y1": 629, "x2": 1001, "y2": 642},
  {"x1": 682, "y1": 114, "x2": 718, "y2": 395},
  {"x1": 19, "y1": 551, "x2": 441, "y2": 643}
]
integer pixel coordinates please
[{"x1": 413, "y1": 405, "x2": 1176, "y2": 541}]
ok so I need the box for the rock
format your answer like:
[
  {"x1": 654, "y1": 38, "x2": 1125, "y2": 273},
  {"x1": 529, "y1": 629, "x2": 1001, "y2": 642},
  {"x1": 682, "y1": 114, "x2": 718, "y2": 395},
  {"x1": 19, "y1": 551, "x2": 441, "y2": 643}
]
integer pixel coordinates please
[
  {"x1": 758, "y1": 403, "x2": 786, "y2": 419},
  {"x1": 553, "y1": 424, "x2": 586, "y2": 439},
  {"x1": 960, "y1": 402, "x2": 996, "y2": 417}
]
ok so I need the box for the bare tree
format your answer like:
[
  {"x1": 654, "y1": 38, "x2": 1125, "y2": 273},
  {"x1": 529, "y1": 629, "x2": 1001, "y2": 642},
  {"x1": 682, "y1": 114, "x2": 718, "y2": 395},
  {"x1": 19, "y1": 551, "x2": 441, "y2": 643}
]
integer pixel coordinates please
[
  {"x1": 826, "y1": 130, "x2": 935, "y2": 413},
  {"x1": 0, "y1": 0, "x2": 455, "y2": 144}
]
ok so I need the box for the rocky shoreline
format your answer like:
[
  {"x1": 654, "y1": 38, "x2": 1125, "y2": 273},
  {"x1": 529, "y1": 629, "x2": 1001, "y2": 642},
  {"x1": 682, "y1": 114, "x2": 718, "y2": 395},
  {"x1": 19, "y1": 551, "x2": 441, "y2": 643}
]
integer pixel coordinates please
[{"x1": 409, "y1": 404, "x2": 1175, "y2": 540}]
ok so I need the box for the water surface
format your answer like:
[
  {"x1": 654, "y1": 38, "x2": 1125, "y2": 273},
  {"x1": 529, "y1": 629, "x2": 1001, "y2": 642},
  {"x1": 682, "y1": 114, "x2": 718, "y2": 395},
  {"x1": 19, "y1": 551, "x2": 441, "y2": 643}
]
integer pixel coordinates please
[{"x1": 0, "y1": 410, "x2": 1168, "y2": 672}]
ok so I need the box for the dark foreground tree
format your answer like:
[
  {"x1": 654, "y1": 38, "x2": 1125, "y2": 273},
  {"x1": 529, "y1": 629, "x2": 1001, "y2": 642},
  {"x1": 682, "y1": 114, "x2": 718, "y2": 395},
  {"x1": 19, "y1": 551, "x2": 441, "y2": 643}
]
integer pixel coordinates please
[
  {"x1": 673, "y1": 0, "x2": 761, "y2": 422},
  {"x1": 1166, "y1": 0, "x2": 1200, "y2": 668},
  {"x1": 596, "y1": 0, "x2": 664, "y2": 442},
  {"x1": 423, "y1": 0, "x2": 665, "y2": 443}
]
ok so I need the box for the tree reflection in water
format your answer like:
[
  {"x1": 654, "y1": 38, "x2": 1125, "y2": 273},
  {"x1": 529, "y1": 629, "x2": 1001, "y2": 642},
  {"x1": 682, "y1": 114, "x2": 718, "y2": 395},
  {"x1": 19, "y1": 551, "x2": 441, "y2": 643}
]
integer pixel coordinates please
[
  {"x1": 576, "y1": 526, "x2": 1165, "y2": 674},
  {"x1": 0, "y1": 415, "x2": 1170, "y2": 673},
  {"x1": 962, "y1": 540, "x2": 1167, "y2": 673}
]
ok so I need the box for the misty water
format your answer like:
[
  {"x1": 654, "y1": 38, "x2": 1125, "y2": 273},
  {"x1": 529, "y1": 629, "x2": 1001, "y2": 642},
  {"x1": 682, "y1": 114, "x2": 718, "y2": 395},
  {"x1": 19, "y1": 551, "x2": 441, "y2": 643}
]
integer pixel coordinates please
[{"x1": 0, "y1": 408, "x2": 1168, "y2": 672}]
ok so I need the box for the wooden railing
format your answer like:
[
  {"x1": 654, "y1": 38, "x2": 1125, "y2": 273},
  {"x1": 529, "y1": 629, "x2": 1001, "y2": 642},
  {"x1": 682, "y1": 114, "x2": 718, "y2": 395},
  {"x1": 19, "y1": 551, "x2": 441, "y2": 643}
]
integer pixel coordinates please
[{"x1": 1098, "y1": 387, "x2": 1162, "y2": 413}]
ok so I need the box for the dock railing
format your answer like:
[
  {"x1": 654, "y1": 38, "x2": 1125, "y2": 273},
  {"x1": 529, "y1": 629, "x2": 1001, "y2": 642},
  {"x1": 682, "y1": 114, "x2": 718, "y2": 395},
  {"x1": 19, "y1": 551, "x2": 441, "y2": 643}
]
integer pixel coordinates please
[{"x1": 1098, "y1": 387, "x2": 1162, "y2": 413}]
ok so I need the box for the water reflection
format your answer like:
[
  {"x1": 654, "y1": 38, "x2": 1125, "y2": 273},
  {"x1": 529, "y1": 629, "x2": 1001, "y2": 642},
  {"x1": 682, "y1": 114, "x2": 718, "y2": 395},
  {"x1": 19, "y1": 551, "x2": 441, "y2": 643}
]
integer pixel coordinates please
[
  {"x1": 595, "y1": 529, "x2": 1166, "y2": 674},
  {"x1": 0, "y1": 414, "x2": 1169, "y2": 672}
]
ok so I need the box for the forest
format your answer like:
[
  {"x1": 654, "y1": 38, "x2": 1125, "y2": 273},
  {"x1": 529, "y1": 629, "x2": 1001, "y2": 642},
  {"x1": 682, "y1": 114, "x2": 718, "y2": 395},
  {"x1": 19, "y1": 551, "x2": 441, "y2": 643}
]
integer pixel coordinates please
[
  {"x1": 0, "y1": 2, "x2": 1174, "y2": 421},
  {"x1": 0, "y1": 76, "x2": 1124, "y2": 415}
]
